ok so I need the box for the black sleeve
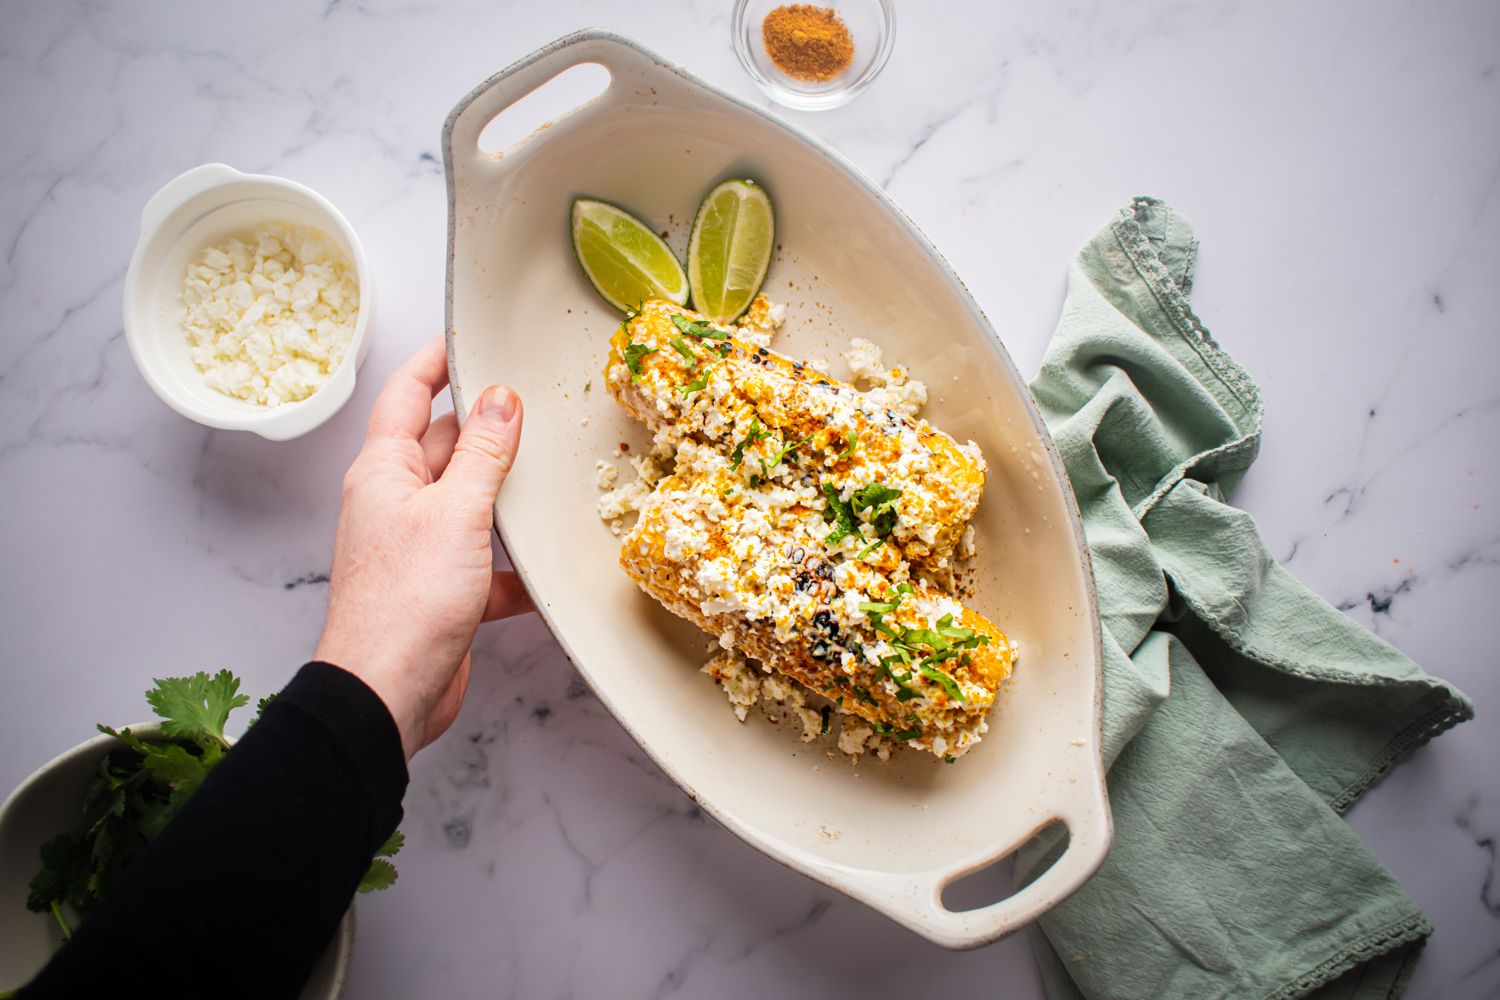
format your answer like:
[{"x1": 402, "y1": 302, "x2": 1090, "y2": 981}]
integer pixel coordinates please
[{"x1": 22, "y1": 662, "x2": 408, "y2": 999}]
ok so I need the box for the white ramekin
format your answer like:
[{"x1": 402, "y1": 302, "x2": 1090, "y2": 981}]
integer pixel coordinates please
[{"x1": 123, "y1": 163, "x2": 373, "y2": 441}]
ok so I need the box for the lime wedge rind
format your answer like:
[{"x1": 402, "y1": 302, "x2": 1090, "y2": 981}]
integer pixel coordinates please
[
  {"x1": 571, "y1": 198, "x2": 688, "y2": 314},
  {"x1": 687, "y1": 179, "x2": 774, "y2": 324}
]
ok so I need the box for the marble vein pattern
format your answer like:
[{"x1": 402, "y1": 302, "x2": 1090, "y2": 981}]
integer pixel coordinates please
[{"x1": 1, "y1": 1, "x2": 1496, "y2": 997}]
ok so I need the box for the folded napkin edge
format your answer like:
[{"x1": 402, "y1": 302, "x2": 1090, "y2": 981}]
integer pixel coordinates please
[
  {"x1": 1330, "y1": 693, "x2": 1475, "y2": 815},
  {"x1": 1266, "y1": 910, "x2": 1431, "y2": 1000}
]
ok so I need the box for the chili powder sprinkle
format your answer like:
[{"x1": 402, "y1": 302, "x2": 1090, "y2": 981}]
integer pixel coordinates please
[{"x1": 761, "y1": 5, "x2": 855, "y2": 83}]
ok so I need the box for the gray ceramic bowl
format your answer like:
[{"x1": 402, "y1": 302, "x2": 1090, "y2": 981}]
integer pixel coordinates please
[{"x1": 0, "y1": 723, "x2": 353, "y2": 996}]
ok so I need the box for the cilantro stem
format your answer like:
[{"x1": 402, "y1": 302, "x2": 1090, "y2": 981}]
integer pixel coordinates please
[{"x1": 50, "y1": 899, "x2": 72, "y2": 941}]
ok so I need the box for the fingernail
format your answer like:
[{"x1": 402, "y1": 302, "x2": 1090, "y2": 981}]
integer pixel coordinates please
[{"x1": 481, "y1": 386, "x2": 517, "y2": 422}]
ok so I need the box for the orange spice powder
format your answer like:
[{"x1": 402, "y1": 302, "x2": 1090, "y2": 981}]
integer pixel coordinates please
[{"x1": 761, "y1": 5, "x2": 855, "y2": 83}]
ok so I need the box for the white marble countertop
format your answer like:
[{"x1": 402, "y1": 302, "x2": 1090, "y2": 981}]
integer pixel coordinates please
[{"x1": 2, "y1": 1, "x2": 1496, "y2": 996}]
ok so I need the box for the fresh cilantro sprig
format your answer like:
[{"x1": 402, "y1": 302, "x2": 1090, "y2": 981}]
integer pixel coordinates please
[
  {"x1": 145, "y1": 669, "x2": 247, "y2": 747},
  {"x1": 24, "y1": 671, "x2": 403, "y2": 944}
]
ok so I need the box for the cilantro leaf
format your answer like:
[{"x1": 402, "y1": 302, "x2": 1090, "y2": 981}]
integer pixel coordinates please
[
  {"x1": 836, "y1": 429, "x2": 859, "y2": 462},
  {"x1": 821, "y1": 483, "x2": 863, "y2": 545},
  {"x1": 669, "y1": 335, "x2": 697, "y2": 369},
  {"x1": 765, "y1": 432, "x2": 813, "y2": 473},
  {"x1": 919, "y1": 663, "x2": 966, "y2": 702},
  {"x1": 358, "y1": 859, "x2": 399, "y2": 893},
  {"x1": 145, "y1": 670, "x2": 248, "y2": 746},
  {"x1": 729, "y1": 417, "x2": 770, "y2": 470},
  {"x1": 374, "y1": 829, "x2": 405, "y2": 858},
  {"x1": 623, "y1": 343, "x2": 657, "y2": 381},
  {"x1": 851, "y1": 482, "x2": 902, "y2": 538},
  {"x1": 139, "y1": 742, "x2": 214, "y2": 798},
  {"x1": 250, "y1": 693, "x2": 277, "y2": 727},
  {"x1": 670, "y1": 314, "x2": 728, "y2": 340},
  {"x1": 678, "y1": 363, "x2": 716, "y2": 397},
  {"x1": 26, "y1": 834, "x2": 90, "y2": 918}
]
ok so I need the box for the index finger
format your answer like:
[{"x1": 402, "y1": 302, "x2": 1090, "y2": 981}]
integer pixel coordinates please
[{"x1": 366, "y1": 337, "x2": 450, "y2": 442}]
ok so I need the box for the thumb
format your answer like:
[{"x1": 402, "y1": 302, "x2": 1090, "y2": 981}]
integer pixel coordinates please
[{"x1": 441, "y1": 385, "x2": 523, "y2": 511}]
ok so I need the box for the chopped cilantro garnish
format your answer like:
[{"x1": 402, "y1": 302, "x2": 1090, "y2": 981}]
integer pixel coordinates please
[
  {"x1": 902, "y1": 628, "x2": 951, "y2": 654},
  {"x1": 671, "y1": 314, "x2": 728, "y2": 340},
  {"x1": 856, "y1": 538, "x2": 884, "y2": 560},
  {"x1": 875, "y1": 659, "x2": 920, "y2": 702},
  {"x1": 851, "y1": 483, "x2": 902, "y2": 539},
  {"x1": 821, "y1": 483, "x2": 863, "y2": 545},
  {"x1": 762, "y1": 432, "x2": 813, "y2": 477},
  {"x1": 836, "y1": 429, "x2": 859, "y2": 462},
  {"x1": 895, "y1": 724, "x2": 922, "y2": 741},
  {"x1": 853, "y1": 685, "x2": 876, "y2": 705},
  {"x1": 819, "y1": 706, "x2": 831, "y2": 734},
  {"x1": 860, "y1": 583, "x2": 912, "y2": 616},
  {"x1": 730, "y1": 417, "x2": 771, "y2": 470},
  {"x1": 919, "y1": 663, "x2": 966, "y2": 701},
  {"x1": 584, "y1": 381, "x2": 591, "y2": 392},
  {"x1": 623, "y1": 343, "x2": 657, "y2": 381},
  {"x1": 669, "y1": 335, "x2": 697, "y2": 368},
  {"x1": 678, "y1": 364, "x2": 716, "y2": 396},
  {"x1": 944, "y1": 755, "x2": 956, "y2": 764}
]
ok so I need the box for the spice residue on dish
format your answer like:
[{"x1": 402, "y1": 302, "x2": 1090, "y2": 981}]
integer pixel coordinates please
[
  {"x1": 181, "y1": 222, "x2": 358, "y2": 407},
  {"x1": 762, "y1": 5, "x2": 855, "y2": 82}
]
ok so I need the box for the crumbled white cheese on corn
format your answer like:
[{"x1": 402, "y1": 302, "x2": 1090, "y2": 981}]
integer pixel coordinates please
[
  {"x1": 595, "y1": 299, "x2": 972, "y2": 763},
  {"x1": 842, "y1": 337, "x2": 928, "y2": 417},
  {"x1": 181, "y1": 222, "x2": 358, "y2": 407}
]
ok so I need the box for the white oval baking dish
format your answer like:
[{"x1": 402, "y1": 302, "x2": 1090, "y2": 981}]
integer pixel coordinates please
[{"x1": 443, "y1": 29, "x2": 1109, "y2": 949}]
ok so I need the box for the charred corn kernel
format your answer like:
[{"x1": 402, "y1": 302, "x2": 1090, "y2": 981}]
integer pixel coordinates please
[
  {"x1": 621, "y1": 463, "x2": 1015, "y2": 759},
  {"x1": 605, "y1": 299, "x2": 986, "y2": 573}
]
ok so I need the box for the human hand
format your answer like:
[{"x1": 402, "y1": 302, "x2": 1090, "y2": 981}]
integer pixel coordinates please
[{"x1": 315, "y1": 338, "x2": 532, "y2": 760}]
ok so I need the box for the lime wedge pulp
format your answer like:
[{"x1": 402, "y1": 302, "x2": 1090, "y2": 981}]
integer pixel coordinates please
[
  {"x1": 687, "y1": 179, "x2": 775, "y2": 324},
  {"x1": 571, "y1": 198, "x2": 688, "y2": 313}
]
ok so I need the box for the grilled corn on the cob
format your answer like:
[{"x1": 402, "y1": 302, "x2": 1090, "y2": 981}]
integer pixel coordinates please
[
  {"x1": 606, "y1": 299, "x2": 986, "y2": 572},
  {"x1": 620, "y1": 456, "x2": 1015, "y2": 758}
]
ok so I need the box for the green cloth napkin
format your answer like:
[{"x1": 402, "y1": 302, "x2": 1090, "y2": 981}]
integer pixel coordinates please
[{"x1": 1015, "y1": 198, "x2": 1474, "y2": 1000}]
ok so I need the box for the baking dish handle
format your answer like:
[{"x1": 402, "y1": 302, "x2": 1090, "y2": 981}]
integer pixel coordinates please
[
  {"x1": 866, "y1": 773, "x2": 1112, "y2": 949},
  {"x1": 444, "y1": 29, "x2": 651, "y2": 177}
]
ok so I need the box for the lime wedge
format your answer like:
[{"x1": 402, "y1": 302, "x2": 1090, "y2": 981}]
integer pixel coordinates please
[
  {"x1": 687, "y1": 179, "x2": 775, "y2": 324},
  {"x1": 571, "y1": 198, "x2": 688, "y2": 313}
]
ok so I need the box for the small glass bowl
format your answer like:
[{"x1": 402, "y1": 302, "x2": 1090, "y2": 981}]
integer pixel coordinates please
[{"x1": 731, "y1": 0, "x2": 895, "y2": 112}]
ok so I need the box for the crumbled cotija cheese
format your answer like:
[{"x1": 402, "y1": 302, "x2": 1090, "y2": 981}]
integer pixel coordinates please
[{"x1": 182, "y1": 222, "x2": 358, "y2": 407}]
